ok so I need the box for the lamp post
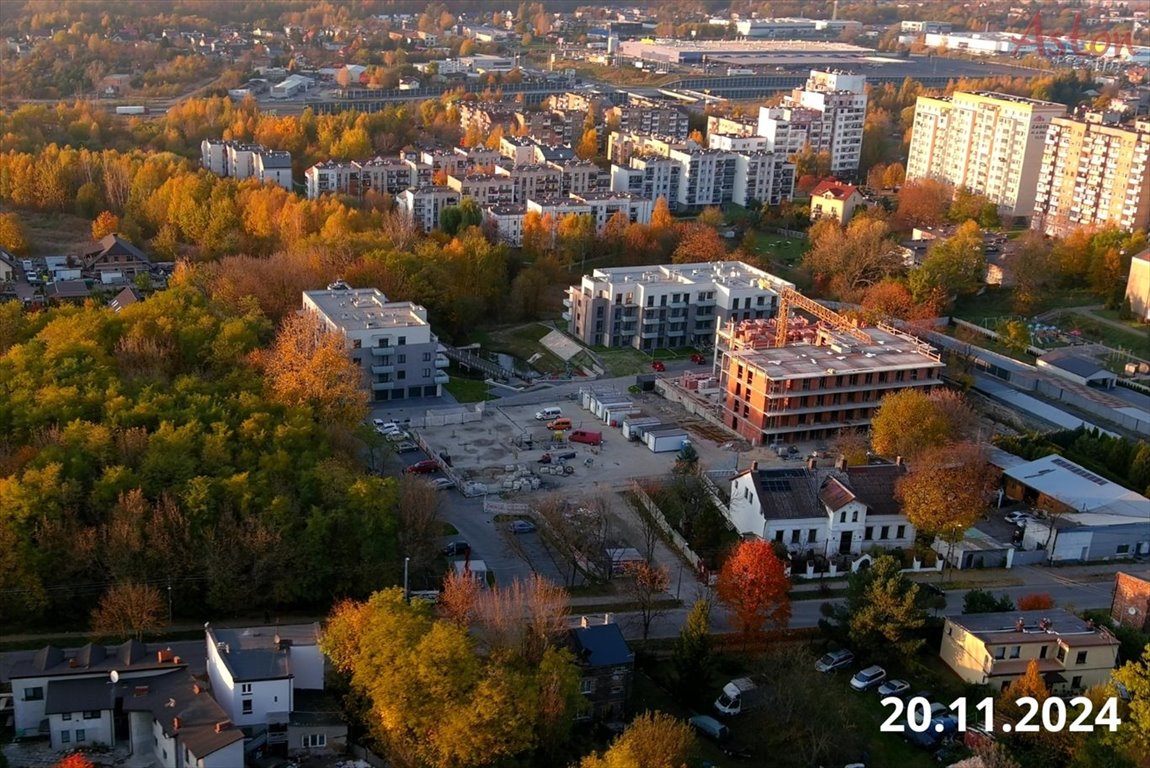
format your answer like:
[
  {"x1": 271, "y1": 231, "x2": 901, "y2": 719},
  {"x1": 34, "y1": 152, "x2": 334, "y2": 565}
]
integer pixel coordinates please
[
  {"x1": 403, "y1": 557, "x2": 410, "y2": 603},
  {"x1": 167, "y1": 581, "x2": 173, "y2": 626}
]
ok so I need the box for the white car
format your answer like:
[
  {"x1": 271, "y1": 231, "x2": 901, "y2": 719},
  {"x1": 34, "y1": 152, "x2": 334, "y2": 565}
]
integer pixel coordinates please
[
  {"x1": 849, "y1": 665, "x2": 887, "y2": 691},
  {"x1": 1005, "y1": 512, "x2": 1034, "y2": 526},
  {"x1": 430, "y1": 477, "x2": 455, "y2": 491},
  {"x1": 386, "y1": 430, "x2": 411, "y2": 442}
]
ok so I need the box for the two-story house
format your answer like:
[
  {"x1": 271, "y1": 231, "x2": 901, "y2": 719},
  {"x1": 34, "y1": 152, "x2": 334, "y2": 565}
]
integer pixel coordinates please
[
  {"x1": 568, "y1": 617, "x2": 634, "y2": 721},
  {"x1": 205, "y1": 623, "x2": 344, "y2": 757},
  {"x1": 81, "y1": 233, "x2": 153, "y2": 282},
  {"x1": 940, "y1": 609, "x2": 1120, "y2": 693},
  {"x1": 728, "y1": 460, "x2": 915, "y2": 557}
]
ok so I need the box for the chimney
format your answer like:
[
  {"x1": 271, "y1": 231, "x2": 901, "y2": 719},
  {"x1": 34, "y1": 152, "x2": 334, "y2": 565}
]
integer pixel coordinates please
[
  {"x1": 604, "y1": 612, "x2": 612, "y2": 625},
  {"x1": 214, "y1": 720, "x2": 232, "y2": 733},
  {"x1": 172, "y1": 656, "x2": 181, "y2": 664},
  {"x1": 895, "y1": 455, "x2": 904, "y2": 467},
  {"x1": 192, "y1": 683, "x2": 202, "y2": 695},
  {"x1": 580, "y1": 616, "x2": 589, "y2": 628},
  {"x1": 835, "y1": 456, "x2": 847, "y2": 471},
  {"x1": 1015, "y1": 617, "x2": 1025, "y2": 632},
  {"x1": 751, "y1": 460, "x2": 759, "y2": 471},
  {"x1": 806, "y1": 458, "x2": 817, "y2": 470},
  {"x1": 172, "y1": 717, "x2": 181, "y2": 731}
]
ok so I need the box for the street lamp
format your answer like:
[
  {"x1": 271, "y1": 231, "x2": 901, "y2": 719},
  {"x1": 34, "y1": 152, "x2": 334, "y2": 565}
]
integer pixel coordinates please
[
  {"x1": 403, "y1": 556, "x2": 411, "y2": 604},
  {"x1": 167, "y1": 581, "x2": 173, "y2": 626}
]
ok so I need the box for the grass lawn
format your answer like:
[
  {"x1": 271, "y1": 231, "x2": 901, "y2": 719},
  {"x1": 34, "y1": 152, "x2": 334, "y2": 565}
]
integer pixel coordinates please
[
  {"x1": 592, "y1": 345, "x2": 655, "y2": 376},
  {"x1": 443, "y1": 376, "x2": 497, "y2": 403},
  {"x1": 1068, "y1": 312, "x2": 1150, "y2": 357},
  {"x1": 476, "y1": 322, "x2": 569, "y2": 375},
  {"x1": 745, "y1": 230, "x2": 810, "y2": 286},
  {"x1": 950, "y1": 287, "x2": 1096, "y2": 326},
  {"x1": 8, "y1": 208, "x2": 99, "y2": 255}
]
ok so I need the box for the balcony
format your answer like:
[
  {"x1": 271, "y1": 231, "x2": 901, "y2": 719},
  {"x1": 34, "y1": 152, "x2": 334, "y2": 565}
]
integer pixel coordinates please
[
  {"x1": 561, "y1": 310, "x2": 571, "y2": 322},
  {"x1": 562, "y1": 297, "x2": 573, "y2": 308},
  {"x1": 371, "y1": 363, "x2": 396, "y2": 375},
  {"x1": 434, "y1": 372, "x2": 450, "y2": 385},
  {"x1": 371, "y1": 347, "x2": 395, "y2": 359},
  {"x1": 372, "y1": 380, "x2": 397, "y2": 391},
  {"x1": 435, "y1": 354, "x2": 450, "y2": 369}
]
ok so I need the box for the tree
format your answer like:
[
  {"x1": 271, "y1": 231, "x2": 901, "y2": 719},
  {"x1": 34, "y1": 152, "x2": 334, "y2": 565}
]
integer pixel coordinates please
[
  {"x1": 803, "y1": 216, "x2": 902, "y2": 301},
  {"x1": 882, "y1": 162, "x2": 906, "y2": 190},
  {"x1": 831, "y1": 428, "x2": 870, "y2": 466},
  {"x1": 963, "y1": 589, "x2": 1016, "y2": 614},
  {"x1": 1017, "y1": 592, "x2": 1054, "y2": 610},
  {"x1": 870, "y1": 388, "x2": 976, "y2": 459},
  {"x1": 579, "y1": 711, "x2": 696, "y2": 768},
  {"x1": 697, "y1": 206, "x2": 724, "y2": 228},
  {"x1": 1105, "y1": 645, "x2": 1150, "y2": 765},
  {"x1": 672, "y1": 222, "x2": 726, "y2": 264},
  {"x1": 0, "y1": 211, "x2": 29, "y2": 254},
  {"x1": 910, "y1": 219, "x2": 986, "y2": 300},
  {"x1": 262, "y1": 311, "x2": 368, "y2": 428},
  {"x1": 716, "y1": 539, "x2": 791, "y2": 648},
  {"x1": 651, "y1": 196, "x2": 674, "y2": 231},
  {"x1": 53, "y1": 755, "x2": 97, "y2": 768},
  {"x1": 1000, "y1": 319, "x2": 1032, "y2": 353},
  {"x1": 576, "y1": 127, "x2": 599, "y2": 160},
  {"x1": 622, "y1": 560, "x2": 670, "y2": 641},
  {"x1": 999, "y1": 659, "x2": 1051, "y2": 720},
  {"x1": 845, "y1": 555, "x2": 926, "y2": 664},
  {"x1": 440, "y1": 567, "x2": 481, "y2": 628},
  {"x1": 892, "y1": 179, "x2": 952, "y2": 230},
  {"x1": 673, "y1": 442, "x2": 699, "y2": 475},
  {"x1": 91, "y1": 581, "x2": 165, "y2": 640},
  {"x1": 897, "y1": 442, "x2": 996, "y2": 567},
  {"x1": 672, "y1": 598, "x2": 713, "y2": 706},
  {"x1": 91, "y1": 210, "x2": 120, "y2": 241}
]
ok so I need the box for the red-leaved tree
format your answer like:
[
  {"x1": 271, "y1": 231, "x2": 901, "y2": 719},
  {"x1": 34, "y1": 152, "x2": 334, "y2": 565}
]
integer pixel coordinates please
[
  {"x1": 1016, "y1": 592, "x2": 1054, "y2": 611},
  {"x1": 716, "y1": 540, "x2": 791, "y2": 648}
]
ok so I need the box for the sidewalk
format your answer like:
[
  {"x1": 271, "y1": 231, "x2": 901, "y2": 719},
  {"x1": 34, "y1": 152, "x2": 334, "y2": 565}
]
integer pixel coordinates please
[{"x1": 787, "y1": 560, "x2": 1133, "y2": 592}]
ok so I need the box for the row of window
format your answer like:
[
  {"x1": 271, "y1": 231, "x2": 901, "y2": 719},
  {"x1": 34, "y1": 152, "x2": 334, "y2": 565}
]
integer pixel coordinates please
[
  {"x1": 769, "y1": 524, "x2": 908, "y2": 545},
  {"x1": 991, "y1": 645, "x2": 1089, "y2": 665},
  {"x1": 59, "y1": 729, "x2": 87, "y2": 744},
  {"x1": 60, "y1": 711, "x2": 101, "y2": 720}
]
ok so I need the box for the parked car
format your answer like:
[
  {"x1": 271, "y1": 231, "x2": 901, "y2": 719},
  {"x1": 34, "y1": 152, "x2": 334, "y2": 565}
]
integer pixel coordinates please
[
  {"x1": 404, "y1": 459, "x2": 439, "y2": 474},
  {"x1": 386, "y1": 430, "x2": 411, "y2": 442},
  {"x1": 850, "y1": 665, "x2": 887, "y2": 691},
  {"x1": 535, "y1": 407, "x2": 562, "y2": 421},
  {"x1": 375, "y1": 420, "x2": 401, "y2": 434},
  {"x1": 508, "y1": 520, "x2": 537, "y2": 534},
  {"x1": 546, "y1": 418, "x2": 572, "y2": 431},
  {"x1": 651, "y1": 360, "x2": 666, "y2": 372},
  {"x1": 1005, "y1": 511, "x2": 1034, "y2": 526},
  {"x1": 877, "y1": 679, "x2": 911, "y2": 698},
  {"x1": 815, "y1": 649, "x2": 854, "y2": 673},
  {"x1": 687, "y1": 715, "x2": 751, "y2": 758},
  {"x1": 905, "y1": 715, "x2": 958, "y2": 751},
  {"x1": 441, "y1": 541, "x2": 471, "y2": 557},
  {"x1": 690, "y1": 353, "x2": 707, "y2": 364},
  {"x1": 430, "y1": 477, "x2": 455, "y2": 491},
  {"x1": 394, "y1": 441, "x2": 420, "y2": 453}
]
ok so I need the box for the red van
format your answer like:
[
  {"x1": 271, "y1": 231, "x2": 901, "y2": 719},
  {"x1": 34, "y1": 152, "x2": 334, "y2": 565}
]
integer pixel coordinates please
[{"x1": 569, "y1": 430, "x2": 603, "y2": 446}]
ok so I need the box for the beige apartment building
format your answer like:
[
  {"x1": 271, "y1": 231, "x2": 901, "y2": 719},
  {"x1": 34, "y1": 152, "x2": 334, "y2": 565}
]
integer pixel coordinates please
[
  {"x1": 940, "y1": 610, "x2": 1120, "y2": 694},
  {"x1": 1031, "y1": 113, "x2": 1150, "y2": 237},
  {"x1": 906, "y1": 91, "x2": 1066, "y2": 217}
]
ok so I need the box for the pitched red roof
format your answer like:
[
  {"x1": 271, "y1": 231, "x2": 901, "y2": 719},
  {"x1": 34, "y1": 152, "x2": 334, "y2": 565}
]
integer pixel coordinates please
[{"x1": 810, "y1": 178, "x2": 859, "y2": 200}]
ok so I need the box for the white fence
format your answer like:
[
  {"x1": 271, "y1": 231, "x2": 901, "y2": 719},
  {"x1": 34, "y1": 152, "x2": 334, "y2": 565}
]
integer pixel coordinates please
[
  {"x1": 630, "y1": 482, "x2": 702, "y2": 570},
  {"x1": 410, "y1": 403, "x2": 486, "y2": 428}
]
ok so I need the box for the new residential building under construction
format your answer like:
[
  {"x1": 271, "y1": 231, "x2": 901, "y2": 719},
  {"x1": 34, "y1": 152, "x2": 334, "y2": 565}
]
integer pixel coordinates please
[{"x1": 716, "y1": 290, "x2": 946, "y2": 444}]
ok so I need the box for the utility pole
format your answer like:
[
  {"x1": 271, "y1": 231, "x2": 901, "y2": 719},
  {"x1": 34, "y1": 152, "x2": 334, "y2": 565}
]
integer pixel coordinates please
[
  {"x1": 403, "y1": 557, "x2": 411, "y2": 603},
  {"x1": 167, "y1": 581, "x2": 173, "y2": 626}
]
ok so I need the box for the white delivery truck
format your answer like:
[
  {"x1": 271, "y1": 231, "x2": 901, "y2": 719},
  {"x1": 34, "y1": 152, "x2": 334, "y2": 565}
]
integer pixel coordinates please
[{"x1": 713, "y1": 677, "x2": 766, "y2": 717}]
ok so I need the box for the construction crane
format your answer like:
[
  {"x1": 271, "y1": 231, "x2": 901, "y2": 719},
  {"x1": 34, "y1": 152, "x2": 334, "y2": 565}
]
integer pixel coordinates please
[{"x1": 773, "y1": 288, "x2": 874, "y2": 348}]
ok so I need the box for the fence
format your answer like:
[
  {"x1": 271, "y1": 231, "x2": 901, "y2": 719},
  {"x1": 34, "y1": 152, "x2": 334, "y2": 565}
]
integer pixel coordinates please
[
  {"x1": 768, "y1": 227, "x2": 809, "y2": 240},
  {"x1": 1034, "y1": 379, "x2": 1150, "y2": 434},
  {"x1": 347, "y1": 743, "x2": 388, "y2": 768},
  {"x1": 699, "y1": 470, "x2": 733, "y2": 517},
  {"x1": 630, "y1": 481, "x2": 702, "y2": 570},
  {"x1": 410, "y1": 403, "x2": 486, "y2": 428},
  {"x1": 483, "y1": 498, "x2": 533, "y2": 516}
]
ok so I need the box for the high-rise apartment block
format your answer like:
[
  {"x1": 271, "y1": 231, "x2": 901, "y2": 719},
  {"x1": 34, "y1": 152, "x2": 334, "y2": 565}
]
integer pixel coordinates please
[
  {"x1": 564, "y1": 261, "x2": 794, "y2": 351},
  {"x1": 906, "y1": 91, "x2": 1066, "y2": 217},
  {"x1": 1031, "y1": 113, "x2": 1150, "y2": 237},
  {"x1": 756, "y1": 69, "x2": 867, "y2": 178},
  {"x1": 302, "y1": 287, "x2": 449, "y2": 402},
  {"x1": 396, "y1": 186, "x2": 461, "y2": 232},
  {"x1": 606, "y1": 105, "x2": 691, "y2": 141}
]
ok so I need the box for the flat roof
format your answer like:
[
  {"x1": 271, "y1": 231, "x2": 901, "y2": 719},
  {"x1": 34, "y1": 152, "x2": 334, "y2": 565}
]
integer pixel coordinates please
[
  {"x1": 207, "y1": 625, "x2": 318, "y2": 683},
  {"x1": 304, "y1": 288, "x2": 429, "y2": 333},
  {"x1": 733, "y1": 327, "x2": 944, "y2": 380},
  {"x1": 587, "y1": 260, "x2": 794, "y2": 292},
  {"x1": 946, "y1": 609, "x2": 1119, "y2": 648},
  {"x1": 1002, "y1": 454, "x2": 1149, "y2": 517}
]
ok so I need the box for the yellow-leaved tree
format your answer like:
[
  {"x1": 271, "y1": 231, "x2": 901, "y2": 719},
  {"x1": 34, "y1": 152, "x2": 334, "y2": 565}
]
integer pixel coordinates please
[
  {"x1": 263, "y1": 311, "x2": 367, "y2": 427},
  {"x1": 580, "y1": 711, "x2": 697, "y2": 768}
]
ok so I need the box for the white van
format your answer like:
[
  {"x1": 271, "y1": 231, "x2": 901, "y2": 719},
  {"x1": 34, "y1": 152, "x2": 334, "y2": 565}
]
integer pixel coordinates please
[{"x1": 535, "y1": 407, "x2": 562, "y2": 421}]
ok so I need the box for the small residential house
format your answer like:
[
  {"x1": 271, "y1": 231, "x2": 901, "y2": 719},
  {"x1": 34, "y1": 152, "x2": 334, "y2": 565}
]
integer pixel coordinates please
[
  {"x1": 940, "y1": 609, "x2": 1120, "y2": 693},
  {"x1": 44, "y1": 280, "x2": 92, "y2": 304},
  {"x1": 727, "y1": 460, "x2": 915, "y2": 557},
  {"x1": 0, "y1": 248, "x2": 17, "y2": 282},
  {"x1": 108, "y1": 285, "x2": 143, "y2": 312},
  {"x1": 205, "y1": 623, "x2": 344, "y2": 757},
  {"x1": 81, "y1": 233, "x2": 152, "y2": 282},
  {"x1": 809, "y1": 179, "x2": 864, "y2": 225},
  {"x1": 569, "y1": 617, "x2": 634, "y2": 721}
]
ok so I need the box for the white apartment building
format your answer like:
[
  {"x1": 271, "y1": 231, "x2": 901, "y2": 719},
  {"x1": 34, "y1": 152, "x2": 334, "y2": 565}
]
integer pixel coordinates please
[
  {"x1": 500, "y1": 136, "x2": 539, "y2": 166},
  {"x1": 565, "y1": 261, "x2": 794, "y2": 350},
  {"x1": 396, "y1": 185, "x2": 461, "y2": 232},
  {"x1": 494, "y1": 163, "x2": 563, "y2": 203},
  {"x1": 553, "y1": 159, "x2": 603, "y2": 195},
  {"x1": 607, "y1": 105, "x2": 691, "y2": 141},
  {"x1": 1031, "y1": 114, "x2": 1150, "y2": 237},
  {"x1": 201, "y1": 139, "x2": 293, "y2": 188},
  {"x1": 527, "y1": 197, "x2": 594, "y2": 223},
  {"x1": 483, "y1": 204, "x2": 526, "y2": 246},
  {"x1": 253, "y1": 150, "x2": 293, "y2": 190},
  {"x1": 572, "y1": 191, "x2": 654, "y2": 230},
  {"x1": 735, "y1": 151, "x2": 796, "y2": 207},
  {"x1": 360, "y1": 156, "x2": 418, "y2": 196},
  {"x1": 708, "y1": 133, "x2": 769, "y2": 153},
  {"x1": 611, "y1": 155, "x2": 683, "y2": 209},
  {"x1": 906, "y1": 90, "x2": 1067, "y2": 217},
  {"x1": 305, "y1": 160, "x2": 358, "y2": 199},
  {"x1": 755, "y1": 69, "x2": 867, "y2": 177},
  {"x1": 302, "y1": 287, "x2": 449, "y2": 401},
  {"x1": 447, "y1": 173, "x2": 515, "y2": 207},
  {"x1": 607, "y1": 131, "x2": 687, "y2": 165},
  {"x1": 669, "y1": 148, "x2": 738, "y2": 209}
]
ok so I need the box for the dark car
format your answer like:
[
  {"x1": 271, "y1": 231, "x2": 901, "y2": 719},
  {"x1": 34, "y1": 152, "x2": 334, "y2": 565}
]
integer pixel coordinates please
[
  {"x1": 651, "y1": 360, "x2": 666, "y2": 372},
  {"x1": 404, "y1": 459, "x2": 439, "y2": 474},
  {"x1": 690, "y1": 353, "x2": 707, "y2": 364},
  {"x1": 441, "y1": 541, "x2": 471, "y2": 557},
  {"x1": 904, "y1": 715, "x2": 958, "y2": 751}
]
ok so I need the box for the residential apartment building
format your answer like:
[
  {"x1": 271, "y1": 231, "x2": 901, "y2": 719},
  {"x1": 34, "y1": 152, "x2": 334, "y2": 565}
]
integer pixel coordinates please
[
  {"x1": 1127, "y1": 248, "x2": 1150, "y2": 321},
  {"x1": 447, "y1": 173, "x2": 515, "y2": 207},
  {"x1": 572, "y1": 191, "x2": 654, "y2": 230},
  {"x1": 728, "y1": 461, "x2": 915, "y2": 556},
  {"x1": 719, "y1": 325, "x2": 945, "y2": 444},
  {"x1": 553, "y1": 159, "x2": 604, "y2": 195},
  {"x1": 906, "y1": 91, "x2": 1067, "y2": 217},
  {"x1": 708, "y1": 133, "x2": 769, "y2": 153},
  {"x1": 252, "y1": 150, "x2": 293, "y2": 189},
  {"x1": 483, "y1": 204, "x2": 526, "y2": 246},
  {"x1": 607, "y1": 105, "x2": 690, "y2": 141},
  {"x1": 610, "y1": 156, "x2": 683, "y2": 209},
  {"x1": 940, "y1": 610, "x2": 1120, "y2": 693},
  {"x1": 564, "y1": 261, "x2": 794, "y2": 351},
  {"x1": 707, "y1": 114, "x2": 759, "y2": 137},
  {"x1": 668, "y1": 148, "x2": 738, "y2": 209},
  {"x1": 302, "y1": 286, "x2": 448, "y2": 401},
  {"x1": 201, "y1": 139, "x2": 293, "y2": 189},
  {"x1": 495, "y1": 163, "x2": 563, "y2": 203},
  {"x1": 305, "y1": 160, "x2": 359, "y2": 198},
  {"x1": 459, "y1": 102, "x2": 518, "y2": 136},
  {"x1": 515, "y1": 109, "x2": 584, "y2": 145},
  {"x1": 499, "y1": 135, "x2": 540, "y2": 166},
  {"x1": 735, "y1": 151, "x2": 796, "y2": 207},
  {"x1": 1031, "y1": 113, "x2": 1150, "y2": 237},
  {"x1": 756, "y1": 69, "x2": 868, "y2": 177},
  {"x1": 305, "y1": 157, "x2": 416, "y2": 199},
  {"x1": 420, "y1": 148, "x2": 468, "y2": 178},
  {"x1": 396, "y1": 185, "x2": 461, "y2": 232},
  {"x1": 607, "y1": 131, "x2": 686, "y2": 165},
  {"x1": 527, "y1": 197, "x2": 593, "y2": 223}
]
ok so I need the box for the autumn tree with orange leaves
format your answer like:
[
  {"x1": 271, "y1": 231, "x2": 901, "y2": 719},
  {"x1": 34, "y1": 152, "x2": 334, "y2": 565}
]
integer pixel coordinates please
[
  {"x1": 716, "y1": 539, "x2": 791, "y2": 648},
  {"x1": 53, "y1": 754, "x2": 96, "y2": 768},
  {"x1": 1016, "y1": 592, "x2": 1054, "y2": 611},
  {"x1": 263, "y1": 311, "x2": 368, "y2": 427}
]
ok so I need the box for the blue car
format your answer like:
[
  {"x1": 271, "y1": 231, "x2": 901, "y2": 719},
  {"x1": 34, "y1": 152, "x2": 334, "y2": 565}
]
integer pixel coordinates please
[{"x1": 905, "y1": 715, "x2": 958, "y2": 751}]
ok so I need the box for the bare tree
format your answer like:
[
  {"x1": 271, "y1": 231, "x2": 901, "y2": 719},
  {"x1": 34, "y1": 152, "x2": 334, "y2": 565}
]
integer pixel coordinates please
[
  {"x1": 92, "y1": 582, "x2": 165, "y2": 640},
  {"x1": 397, "y1": 475, "x2": 443, "y2": 578},
  {"x1": 440, "y1": 568, "x2": 481, "y2": 628},
  {"x1": 535, "y1": 494, "x2": 611, "y2": 586},
  {"x1": 622, "y1": 561, "x2": 671, "y2": 640},
  {"x1": 475, "y1": 575, "x2": 569, "y2": 664}
]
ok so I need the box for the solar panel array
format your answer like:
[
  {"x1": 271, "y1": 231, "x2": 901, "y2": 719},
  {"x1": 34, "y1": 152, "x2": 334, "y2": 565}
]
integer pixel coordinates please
[{"x1": 1051, "y1": 457, "x2": 1108, "y2": 487}]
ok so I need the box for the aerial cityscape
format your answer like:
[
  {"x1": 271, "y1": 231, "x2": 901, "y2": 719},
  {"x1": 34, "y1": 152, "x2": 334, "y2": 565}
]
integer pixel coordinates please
[{"x1": 0, "y1": 1, "x2": 1149, "y2": 768}]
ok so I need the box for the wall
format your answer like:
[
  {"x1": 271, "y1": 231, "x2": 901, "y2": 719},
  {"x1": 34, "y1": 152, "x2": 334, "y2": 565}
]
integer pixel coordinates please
[
  {"x1": 50, "y1": 710, "x2": 113, "y2": 749},
  {"x1": 288, "y1": 644, "x2": 325, "y2": 691},
  {"x1": 200, "y1": 739, "x2": 246, "y2": 768}
]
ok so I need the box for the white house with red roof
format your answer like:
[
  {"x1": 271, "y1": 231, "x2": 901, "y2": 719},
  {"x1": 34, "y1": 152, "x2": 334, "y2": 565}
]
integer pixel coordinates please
[{"x1": 809, "y1": 178, "x2": 865, "y2": 225}]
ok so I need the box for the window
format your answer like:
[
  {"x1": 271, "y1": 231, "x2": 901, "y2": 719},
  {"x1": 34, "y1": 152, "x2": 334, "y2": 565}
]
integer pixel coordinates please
[
  {"x1": 774, "y1": 530, "x2": 784, "y2": 543},
  {"x1": 1056, "y1": 646, "x2": 1067, "y2": 663},
  {"x1": 851, "y1": 510, "x2": 858, "y2": 523},
  {"x1": 83, "y1": 710, "x2": 100, "y2": 719},
  {"x1": 62, "y1": 713, "x2": 72, "y2": 721},
  {"x1": 23, "y1": 687, "x2": 43, "y2": 701},
  {"x1": 398, "y1": 336, "x2": 406, "y2": 345},
  {"x1": 397, "y1": 370, "x2": 406, "y2": 380},
  {"x1": 994, "y1": 646, "x2": 1006, "y2": 660},
  {"x1": 352, "y1": 339, "x2": 361, "y2": 349},
  {"x1": 302, "y1": 734, "x2": 327, "y2": 749},
  {"x1": 398, "y1": 353, "x2": 407, "y2": 364},
  {"x1": 242, "y1": 700, "x2": 253, "y2": 715},
  {"x1": 839, "y1": 511, "x2": 846, "y2": 524},
  {"x1": 580, "y1": 678, "x2": 595, "y2": 694},
  {"x1": 1076, "y1": 651, "x2": 1088, "y2": 665},
  {"x1": 60, "y1": 731, "x2": 71, "y2": 744},
  {"x1": 1040, "y1": 645, "x2": 1048, "y2": 659},
  {"x1": 791, "y1": 530, "x2": 800, "y2": 544},
  {"x1": 423, "y1": 368, "x2": 431, "y2": 378},
  {"x1": 808, "y1": 529, "x2": 817, "y2": 543},
  {"x1": 1072, "y1": 675, "x2": 1082, "y2": 689},
  {"x1": 896, "y1": 525, "x2": 906, "y2": 539},
  {"x1": 241, "y1": 683, "x2": 252, "y2": 694},
  {"x1": 1116, "y1": 544, "x2": 1130, "y2": 555},
  {"x1": 1009, "y1": 646, "x2": 1020, "y2": 659},
  {"x1": 880, "y1": 525, "x2": 890, "y2": 540},
  {"x1": 76, "y1": 729, "x2": 86, "y2": 743},
  {"x1": 423, "y1": 352, "x2": 432, "y2": 361},
  {"x1": 864, "y1": 527, "x2": 873, "y2": 541}
]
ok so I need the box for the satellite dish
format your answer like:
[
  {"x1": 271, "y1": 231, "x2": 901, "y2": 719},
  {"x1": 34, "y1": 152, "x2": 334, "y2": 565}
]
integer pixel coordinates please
[
  {"x1": 204, "y1": 622, "x2": 211, "y2": 629},
  {"x1": 1130, "y1": 607, "x2": 1139, "y2": 616},
  {"x1": 110, "y1": 670, "x2": 120, "y2": 683}
]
